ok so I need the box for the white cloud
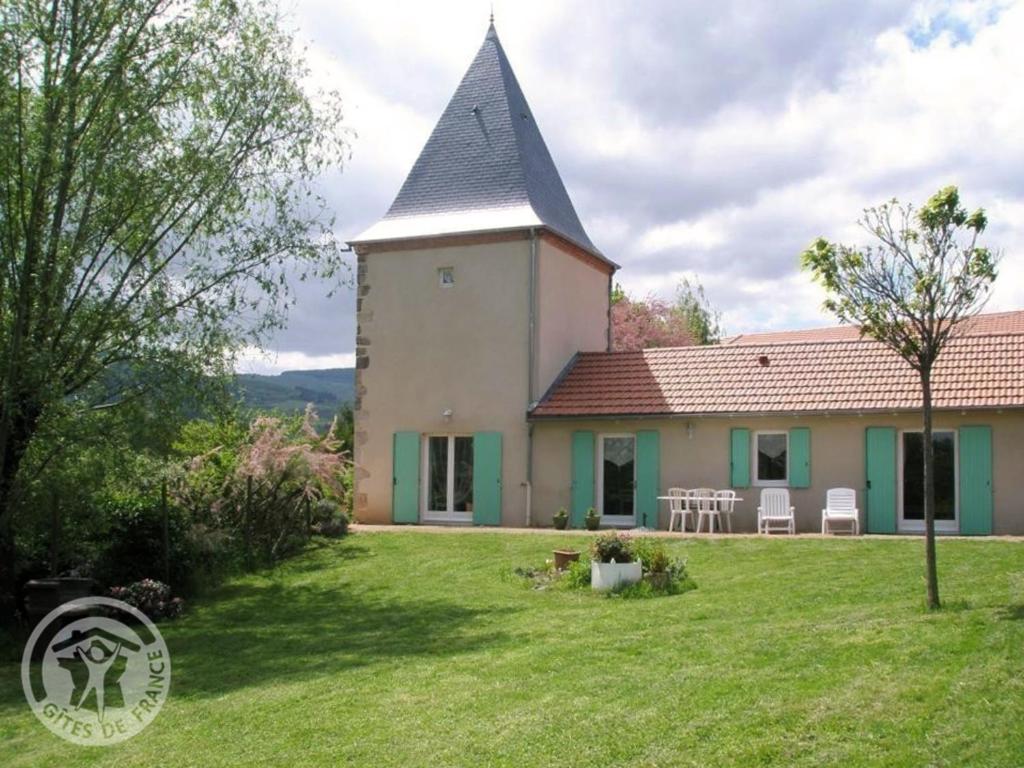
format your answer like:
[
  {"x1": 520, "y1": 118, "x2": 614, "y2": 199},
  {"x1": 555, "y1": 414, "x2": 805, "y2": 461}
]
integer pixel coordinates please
[
  {"x1": 251, "y1": 0, "x2": 1024, "y2": 368},
  {"x1": 236, "y1": 347, "x2": 356, "y2": 375}
]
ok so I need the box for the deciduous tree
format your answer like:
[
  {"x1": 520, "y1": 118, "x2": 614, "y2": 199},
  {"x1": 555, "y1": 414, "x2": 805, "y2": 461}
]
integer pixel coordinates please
[
  {"x1": 802, "y1": 186, "x2": 998, "y2": 609},
  {"x1": 0, "y1": 0, "x2": 348, "y2": 612}
]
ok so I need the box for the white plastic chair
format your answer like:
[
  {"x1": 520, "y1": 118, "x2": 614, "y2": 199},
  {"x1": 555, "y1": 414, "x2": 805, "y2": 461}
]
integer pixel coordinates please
[
  {"x1": 758, "y1": 488, "x2": 795, "y2": 534},
  {"x1": 821, "y1": 487, "x2": 859, "y2": 535},
  {"x1": 667, "y1": 488, "x2": 693, "y2": 532},
  {"x1": 715, "y1": 490, "x2": 736, "y2": 533},
  {"x1": 694, "y1": 488, "x2": 720, "y2": 533}
]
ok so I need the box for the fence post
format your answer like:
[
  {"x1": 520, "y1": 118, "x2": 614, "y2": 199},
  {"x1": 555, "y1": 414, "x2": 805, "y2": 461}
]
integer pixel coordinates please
[
  {"x1": 244, "y1": 476, "x2": 253, "y2": 569},
  {"x1": 161, "y1": 480, "x2": 170, "y2": 584}
]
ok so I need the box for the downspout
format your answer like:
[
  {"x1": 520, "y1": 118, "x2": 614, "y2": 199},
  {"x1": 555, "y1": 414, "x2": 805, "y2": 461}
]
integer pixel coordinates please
[
  {"x1": 607, "y1": 272, "x2": 613, "y2": 351},
  {"x1": 525, "y1": 228, "x2": 538, "y2": 527}
]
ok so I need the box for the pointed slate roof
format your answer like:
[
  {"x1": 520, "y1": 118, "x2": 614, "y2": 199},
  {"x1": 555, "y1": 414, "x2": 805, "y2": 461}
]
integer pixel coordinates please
[{"x1": 351, "y1": 24, "x2": 607, "y2": 262}]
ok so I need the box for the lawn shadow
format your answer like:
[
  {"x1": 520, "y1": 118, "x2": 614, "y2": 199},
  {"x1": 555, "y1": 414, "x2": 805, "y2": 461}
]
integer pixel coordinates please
[
  {"x1": 163, "y1": 542, "x2": 520, "y2": 699},
  {"x1": 996, "y1": 603, "x2": 1024, "y2": 621}
]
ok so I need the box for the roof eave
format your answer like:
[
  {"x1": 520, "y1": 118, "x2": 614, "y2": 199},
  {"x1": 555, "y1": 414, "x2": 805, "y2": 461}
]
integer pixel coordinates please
[
  {"x1": 349, "y1": 223, "x2": 618, "y2": 270},
  {"x1": 527, "y1": 404, "x2": 1024, "y2": 422}
]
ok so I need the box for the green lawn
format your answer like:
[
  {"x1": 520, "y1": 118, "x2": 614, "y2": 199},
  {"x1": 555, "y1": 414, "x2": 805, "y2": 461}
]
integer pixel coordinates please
[{"x1": 2, "y1": 532, "x2": 1023, "y2": 767}]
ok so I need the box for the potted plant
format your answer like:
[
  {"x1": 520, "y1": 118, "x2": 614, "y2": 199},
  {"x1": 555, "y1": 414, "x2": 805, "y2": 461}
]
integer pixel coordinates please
[
  {"x1": 589, "y1": 532, "x2": 642, "y2": 591},
  {"x1": 552, "y1": 548, "x2": 580, "y2": 570},
  {"x1": 584, "y1": 507, "x2": 600, "y2": 531},
  {"x1": 553, "y1": 508, "x2": 569, "y2": 530}
]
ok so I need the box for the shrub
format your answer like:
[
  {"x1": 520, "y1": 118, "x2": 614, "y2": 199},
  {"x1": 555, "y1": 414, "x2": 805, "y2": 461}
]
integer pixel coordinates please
[
  {"x1": 108, "y1": 579, "x2": 184, "y2": 621},
  {"x1": 584, "y1": 508, "x2": 600, "y2": 531},
  {"x1": 91, "y1": 494, "x2": 198, "y2": 594},
  {"x1": 633, "y1": 538, "x2": 672, "y2": 573},
  {"x1": 313, "y1": 513, "x2": 349, "y2": 538},
  {"x1": 553, "y1": 508, "x2": 568, "y2": 530},
  {"x1": 562, "y1": 553, "x2": 592, "y2": 589},
  {"x1": 591, "y1": 531, "x2": 634, "y2": 563}
]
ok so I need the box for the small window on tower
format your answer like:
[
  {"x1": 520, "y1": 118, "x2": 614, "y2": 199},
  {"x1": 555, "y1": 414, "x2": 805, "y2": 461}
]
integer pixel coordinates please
[{"x1": 438, "y1": 267, "x2": 454, "y2": 287}]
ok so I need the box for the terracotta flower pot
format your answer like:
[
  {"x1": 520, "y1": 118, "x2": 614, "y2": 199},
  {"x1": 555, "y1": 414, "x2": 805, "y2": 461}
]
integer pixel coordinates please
[{"x1": 553, "y1": 549, "x2": 580, "y2": 570}]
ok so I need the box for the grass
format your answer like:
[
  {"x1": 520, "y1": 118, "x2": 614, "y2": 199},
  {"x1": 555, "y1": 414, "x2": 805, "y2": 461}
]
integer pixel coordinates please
[{"x1": 1, "y1": 531, "x2": 1023, "y2": 766}]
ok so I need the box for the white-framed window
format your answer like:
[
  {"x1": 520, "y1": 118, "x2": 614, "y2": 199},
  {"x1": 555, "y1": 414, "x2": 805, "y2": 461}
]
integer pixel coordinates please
[
  {"x1": 754, "y1": 431, "x2": 788, "y2": 486},
  {"x1": 596, "y1": 433, "x2": 636, "y2": 526},
  {"x1": 422, "y1": 434, "x2": 473, "y2": 523},
  {"x1": 438, "y1": 266, "x2": 455, "y2": 287},
  {"x1": 898, "y1": 429, "x2": 958, "y2": 533}
]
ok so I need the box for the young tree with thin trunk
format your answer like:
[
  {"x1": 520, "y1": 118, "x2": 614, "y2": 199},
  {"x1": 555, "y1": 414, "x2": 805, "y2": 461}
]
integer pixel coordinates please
[
  {"x1": 0, "y1": 0, "x2": 348, "y2": 616},
  {"x1": 802, "y1": 186, "x2": 998, "y2": 610}
]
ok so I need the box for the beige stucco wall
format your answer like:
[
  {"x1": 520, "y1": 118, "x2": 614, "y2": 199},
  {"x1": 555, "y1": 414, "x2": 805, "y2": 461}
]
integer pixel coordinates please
[
  {"x1": 531, "y1": 411, "x2": 1024, "y2": 535},
  {"x1": 354, "y1": 238, "x2": 533, "y2": 525},
  {"x1": 534, "y1": 238, "x2": 610, "y2": 398}
]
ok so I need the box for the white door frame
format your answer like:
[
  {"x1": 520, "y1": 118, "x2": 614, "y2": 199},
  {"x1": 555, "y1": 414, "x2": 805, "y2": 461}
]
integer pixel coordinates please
[
  {"x1": 596, "y1": 433, "x2": 636, "y2": 528},
  {"x1": 421, "y1": 434, "x2": 473, "y2": 524},
  {"x1": 897, "y1": 428, "x2": 959, "y2": 533}
]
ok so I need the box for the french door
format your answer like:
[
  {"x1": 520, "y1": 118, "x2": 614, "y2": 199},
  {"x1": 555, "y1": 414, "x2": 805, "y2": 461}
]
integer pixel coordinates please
[
  {"x1": 422, "y1": 435, "x2": 474, "y2": 523},
  {"x1": 898, "y1": 430, "x2": 958, "y2": 533},
  {"x1": 598, "y1": 434, "x2": 635, "y2": 526}
]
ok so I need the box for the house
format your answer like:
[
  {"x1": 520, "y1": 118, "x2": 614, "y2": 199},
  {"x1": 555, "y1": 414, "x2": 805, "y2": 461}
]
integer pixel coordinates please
[{"x1": 349, "y1": 22, "x2": 1024, "y2": 535}]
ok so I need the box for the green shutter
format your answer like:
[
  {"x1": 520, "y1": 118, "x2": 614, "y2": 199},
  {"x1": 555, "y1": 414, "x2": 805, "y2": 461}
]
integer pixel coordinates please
[
  {"x1": 571, "y1": 431, "x2": 595, "y2": 528},
  {"x1": 472, "y1": 432, "x2": 502, "y2": 526},
  {"x1": 789, "y1": 427, "x2": 811, "y2": 488},
  {"x1": 636, "y1": 430, "x2": 660, "y2": 529},
  {"x1": 730, "y1": 428, "x2": 751, "y2": 488},
  {"x1": 392, "y1": 431, "x2": 420, "y2": 524},
  {"x1": 959, "y1": 425, "x2": 993, "y2": 535},
  {"x1": 865, "y1": 427, "x2": 897, "y2": 533}
]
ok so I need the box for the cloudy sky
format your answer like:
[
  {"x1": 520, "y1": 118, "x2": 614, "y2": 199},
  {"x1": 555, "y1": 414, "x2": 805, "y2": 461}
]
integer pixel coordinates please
[{"x1": 239, "y1": 0, "x2": 1024, "y2": 373}]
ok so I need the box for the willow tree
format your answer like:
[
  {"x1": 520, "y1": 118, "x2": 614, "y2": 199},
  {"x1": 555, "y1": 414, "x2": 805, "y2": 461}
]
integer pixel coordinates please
[
  {"x1": 802, "y1": 187, "x2": 997, "y2": 609},
  {"x1": 0, "y1": 0, "x2": 348, "y2": 609}
]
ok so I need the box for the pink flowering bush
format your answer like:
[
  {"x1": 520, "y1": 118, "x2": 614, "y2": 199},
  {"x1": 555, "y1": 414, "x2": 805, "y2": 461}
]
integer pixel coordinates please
[
  {"x1": 109, "y1": 579, "x2": 185, "y2": 620},
  {"x1": 610, "y1": 296, "x2": 695, "y2": 352},
  {"x1": 173, "y1": 405, "x2": 351, "y2": 564}
]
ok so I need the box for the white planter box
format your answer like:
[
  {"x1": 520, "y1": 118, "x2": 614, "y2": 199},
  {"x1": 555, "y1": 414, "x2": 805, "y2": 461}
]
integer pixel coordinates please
[{"x1": 591, "y1": 560, "x2": 643, "y2": 592}]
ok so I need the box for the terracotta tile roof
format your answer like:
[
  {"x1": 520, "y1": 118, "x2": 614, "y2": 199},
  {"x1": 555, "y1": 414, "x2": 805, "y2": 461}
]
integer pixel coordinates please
[
  {"x1": 721, "y1": 310, "x2": 1024, "y2": 345},
  {"x1": 531, "y1": 311, "x2": 1024, "y2": 418}
]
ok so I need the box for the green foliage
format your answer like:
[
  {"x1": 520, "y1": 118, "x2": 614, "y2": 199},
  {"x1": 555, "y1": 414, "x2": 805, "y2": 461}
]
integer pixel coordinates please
[
  {"x1": 590, "y1": 531, "x2": 634, "y2": 563},
  {"x1": 0, "y1": 0, "x2": 351, "y2": 610},
  {"x1": 584, "y1": 507, "x2": 600, "y2": 531},
  {"x1": 801, "y1": 186, "x2": 998, "y2": 373},
  {"x1": 562, "y1": 553, "x2": 592, "y2": 589},
  {"x1": 552, "y1": 508, "x2": 568, "y2": 530},
  {"x1": 800, "y1": 186, "x2": 999, "y2": 611},
  {"x1": 610, "y1": 282, "x2": 628, "y2": 305},
  {"x1": 674, "y1": 278, "x2": 723, "y2": 344},
  {"x1": 90, "y1": 493, "x2": 197, "y2": 594}
]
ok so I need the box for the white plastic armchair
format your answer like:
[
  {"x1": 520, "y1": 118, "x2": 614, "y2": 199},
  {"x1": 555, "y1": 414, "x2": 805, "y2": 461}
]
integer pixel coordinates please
[
  {"x1": 758, "y1": 488, "x2": 795, "y2": 534},
  {"x1": 667, "y1": 488, "x2": 692, "y2": 532},
  {"x1": 693, "y1": 488, "x2": 720, "y2": 533},
  {"x1": 821, "y1": 488, "x2": 859, "y2": 535}
]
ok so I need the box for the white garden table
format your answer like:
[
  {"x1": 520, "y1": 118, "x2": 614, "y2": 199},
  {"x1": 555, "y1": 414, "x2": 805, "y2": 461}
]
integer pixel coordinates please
[{"x1": 656, "y1": 493, "x2": 744, "y2": 533}]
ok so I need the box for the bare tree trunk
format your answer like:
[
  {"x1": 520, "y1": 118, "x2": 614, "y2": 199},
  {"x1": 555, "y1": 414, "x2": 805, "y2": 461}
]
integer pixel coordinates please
[{"x1": 921, "y1": 368, "x2": 941, "y2": 610}]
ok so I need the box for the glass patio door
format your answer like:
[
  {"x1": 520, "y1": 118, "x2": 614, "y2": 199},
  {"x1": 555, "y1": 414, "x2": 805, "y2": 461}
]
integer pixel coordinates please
[
  {"x1": 899, "y1": 430, "x2": 957, "y2": 532},
  {"x1": 599, "y1": 435, "x2": 635, "y2": 526},
  {"x1": 423, "y1": 435, "x2": 474, "y2": 523}
]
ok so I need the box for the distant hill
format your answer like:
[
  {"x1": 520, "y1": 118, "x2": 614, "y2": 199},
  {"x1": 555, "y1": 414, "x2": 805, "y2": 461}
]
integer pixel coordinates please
[{"x1": 232, "y1": 368, "x2": 354, "y2": 419}]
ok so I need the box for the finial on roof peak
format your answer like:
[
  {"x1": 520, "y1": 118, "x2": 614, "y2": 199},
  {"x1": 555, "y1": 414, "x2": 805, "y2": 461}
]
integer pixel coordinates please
[{"x1": 489, "y1": 2, "x2": 494, "y2": 25}]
